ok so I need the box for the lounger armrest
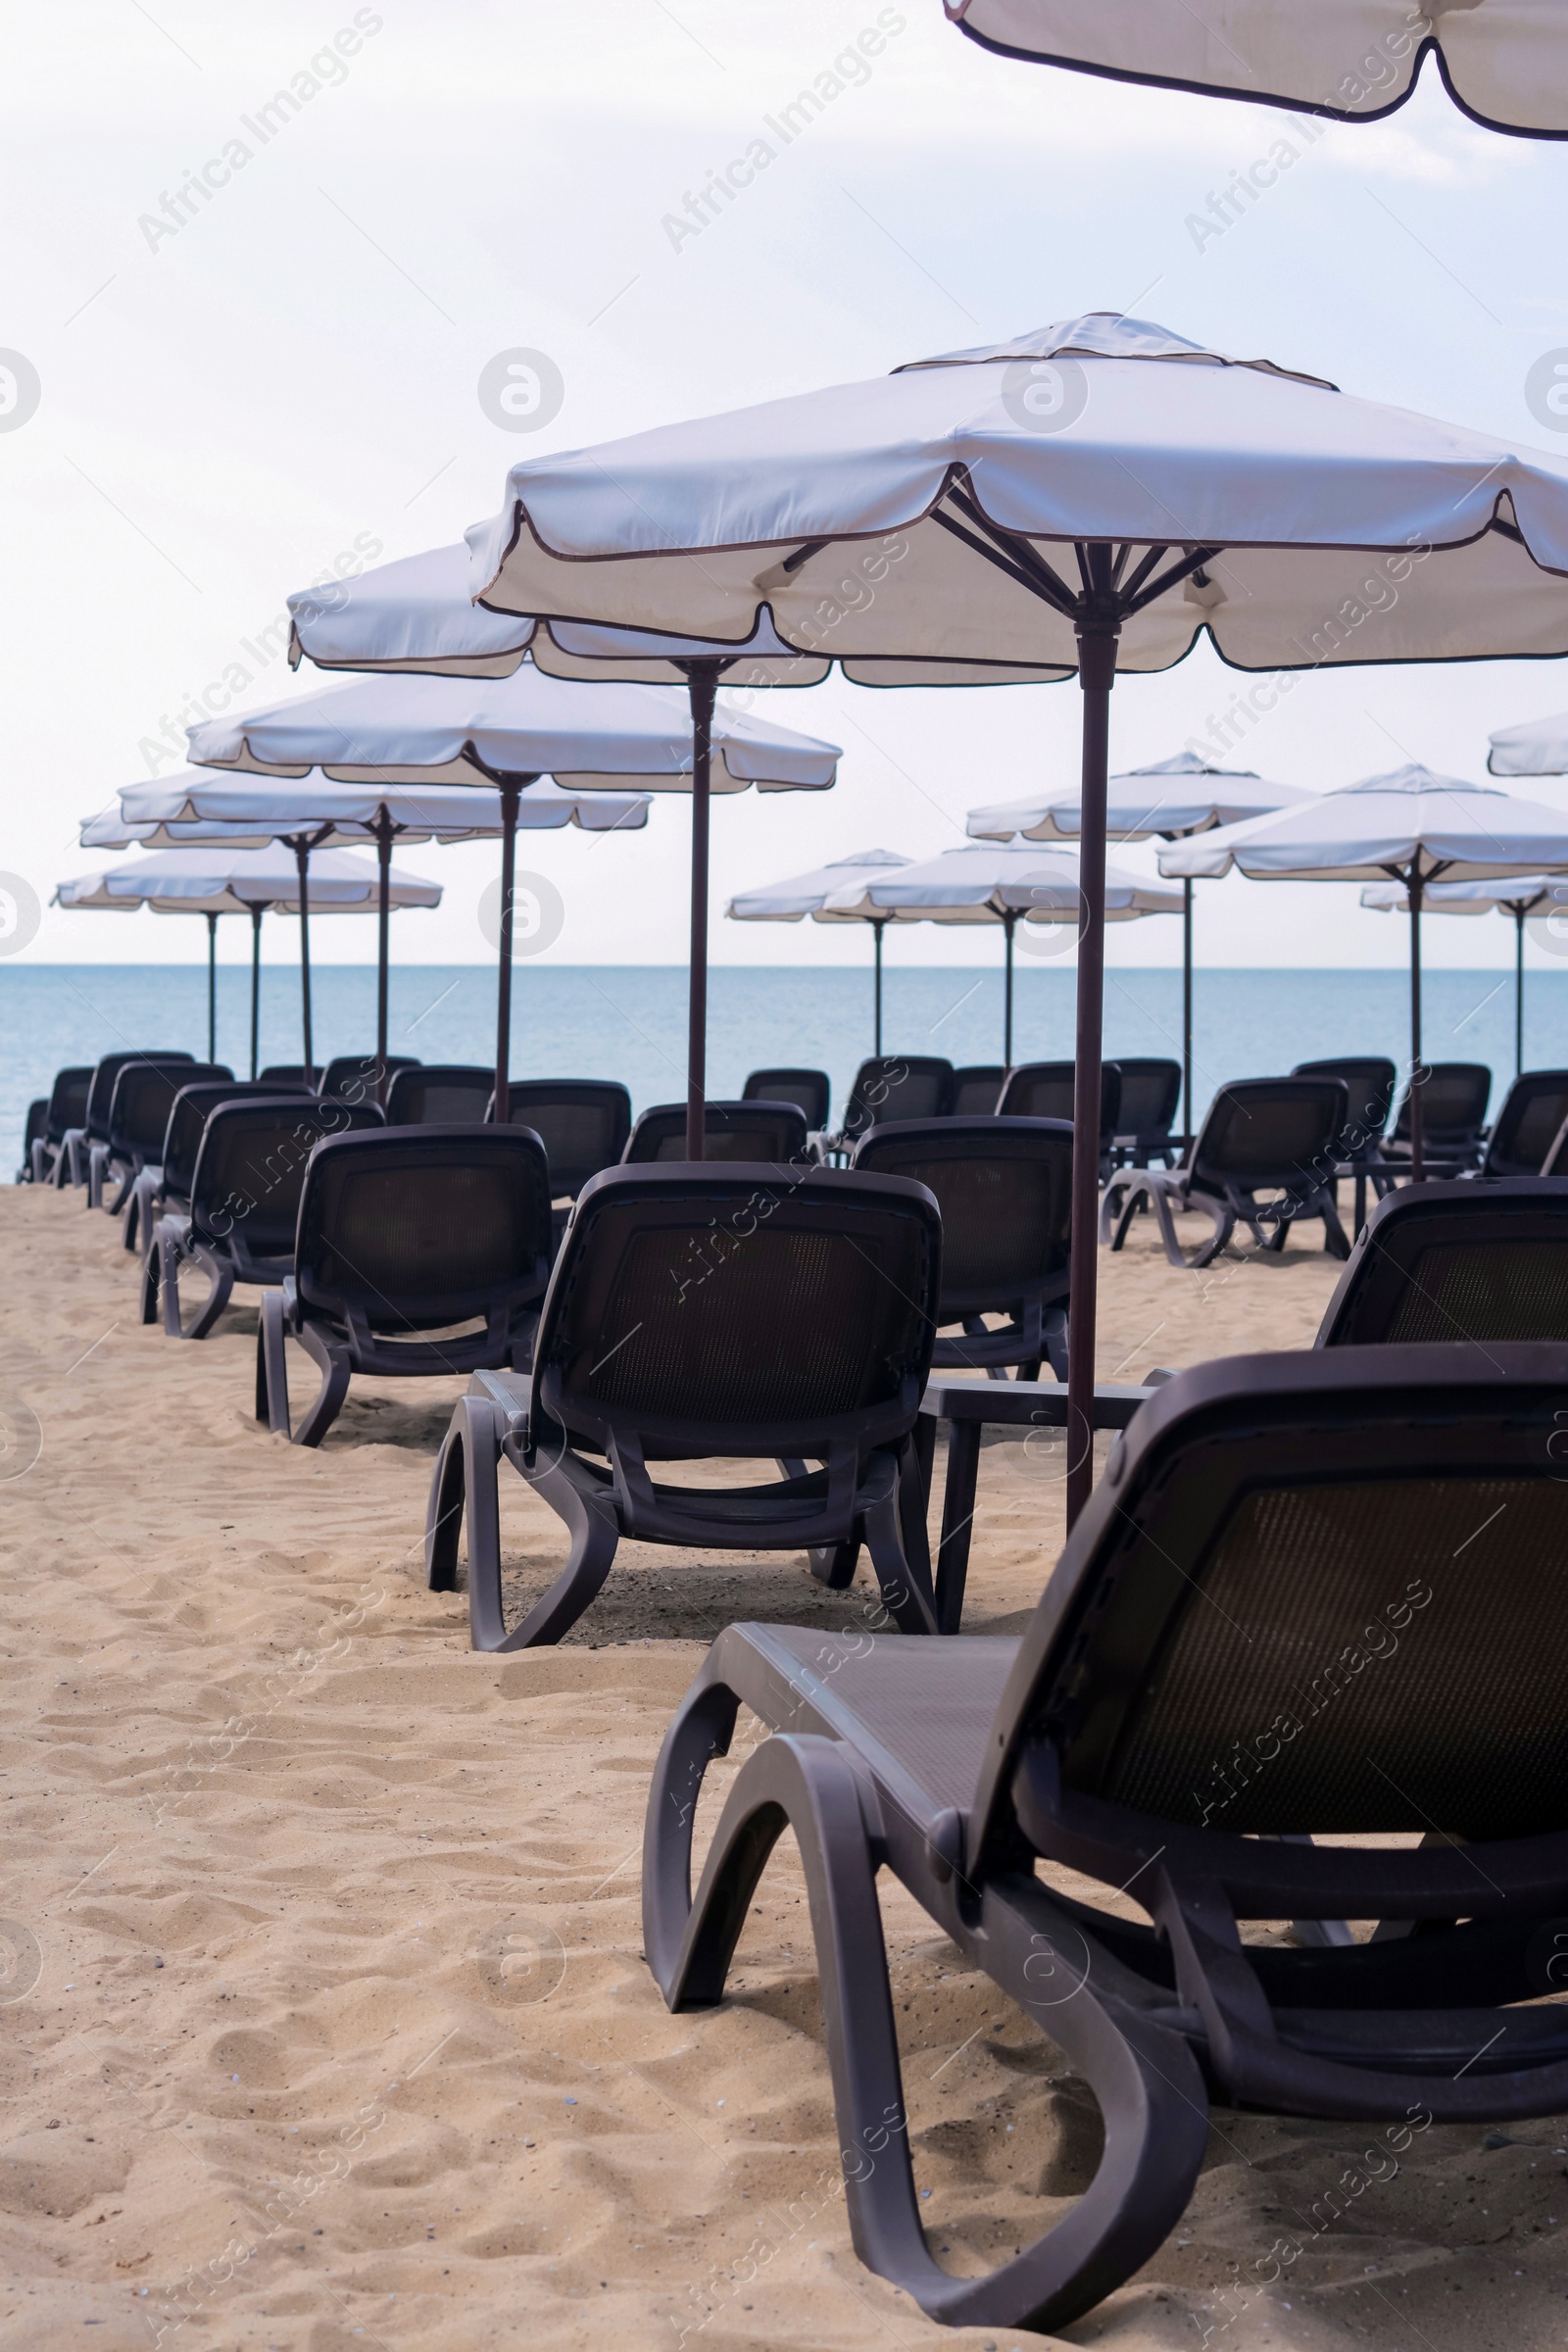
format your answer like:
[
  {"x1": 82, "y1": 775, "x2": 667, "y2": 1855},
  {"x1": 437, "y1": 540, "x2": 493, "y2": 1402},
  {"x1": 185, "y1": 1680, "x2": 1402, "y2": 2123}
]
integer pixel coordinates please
[{"x1": 918, "y1": 1378, "x2": 1155, "y2": 1432}]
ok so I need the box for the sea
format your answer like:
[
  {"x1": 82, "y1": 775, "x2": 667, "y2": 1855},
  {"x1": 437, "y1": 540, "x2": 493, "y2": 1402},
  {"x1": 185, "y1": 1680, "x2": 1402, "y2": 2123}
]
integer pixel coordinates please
[{"x1": 4, "y1": 960, "x2": 1560, "y2": 1170}]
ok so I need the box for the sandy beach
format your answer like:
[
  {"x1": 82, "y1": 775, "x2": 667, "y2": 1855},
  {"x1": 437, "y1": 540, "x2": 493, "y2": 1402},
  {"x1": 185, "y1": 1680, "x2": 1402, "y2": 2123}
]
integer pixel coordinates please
[{"x1": 1, "y1": 1180, "x2": 1561, "y2": 2351}]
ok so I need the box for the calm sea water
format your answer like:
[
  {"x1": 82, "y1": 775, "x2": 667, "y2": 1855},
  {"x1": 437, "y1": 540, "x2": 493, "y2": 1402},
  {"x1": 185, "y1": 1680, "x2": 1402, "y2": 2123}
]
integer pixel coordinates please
[{"x1": 4, "y1": 960, "x2": 1560, "y2": 1170}]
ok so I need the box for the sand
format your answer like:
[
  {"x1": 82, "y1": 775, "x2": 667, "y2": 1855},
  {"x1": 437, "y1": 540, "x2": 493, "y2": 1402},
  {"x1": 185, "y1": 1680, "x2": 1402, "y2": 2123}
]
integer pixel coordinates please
[{"x1": 0, "y1": 1181, "x2": 1562, "y2": 2351}]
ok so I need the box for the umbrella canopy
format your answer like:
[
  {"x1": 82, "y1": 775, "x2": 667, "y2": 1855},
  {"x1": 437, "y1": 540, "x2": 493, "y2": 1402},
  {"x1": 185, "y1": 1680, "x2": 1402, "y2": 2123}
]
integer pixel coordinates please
[
  {"x1": 1163, "y1": 766, "x2": 1568, "y2": 1165},
  {"x1": 56, "y1": 846, "x2": 440, "y2": 1076},
  {"x1": 465, "y1": 306, "x2": 1568, "y2": 1523},
  {"x1": 1361, "y1": 872, "x2": 1565, "y2": 1079},
  {"x1": 186, "y1": 671, "x2": 836, "y2": 1119},
  {"x1": 117, "y1": 770, "x2": 649, "y2": 1079},
  {"x1": 967, "y1": 752, "x2": 1309, "y2": 1134},
  {"x1": 942, "y1": 0, "x2": 1568, "y2": 137},
  {"x1": 726, "y1": 849, "x2": 912, "y2": 1055},
  {"x1": 823, "y1": 842, "x2": 1181, "y2": 1062},
  {"x1": 1489, "y1": 710, "x2": 1568, "y2": 777}
]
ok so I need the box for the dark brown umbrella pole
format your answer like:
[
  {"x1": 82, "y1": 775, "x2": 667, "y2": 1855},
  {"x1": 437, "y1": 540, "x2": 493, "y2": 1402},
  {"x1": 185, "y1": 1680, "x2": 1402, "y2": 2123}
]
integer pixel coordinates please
[{"x1": 1067, "y1": 626, "x2": 1116, "y2": 1527}]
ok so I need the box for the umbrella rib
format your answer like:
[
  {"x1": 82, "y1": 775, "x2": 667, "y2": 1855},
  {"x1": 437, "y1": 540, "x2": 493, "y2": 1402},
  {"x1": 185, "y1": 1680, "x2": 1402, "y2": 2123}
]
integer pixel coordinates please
[
  {"x1": 1122, "y1": 546, "x2": 1227, "y2": 614},
  {"x1": 931, "y1": 499, "x2": 1080, "y2": 619},
  {"x1": 1116, "y1": 544, "x2": 1172, "y2": 604},
  {"x1": 944, "y1": 485, "x2": 1083, "y2": 611}
]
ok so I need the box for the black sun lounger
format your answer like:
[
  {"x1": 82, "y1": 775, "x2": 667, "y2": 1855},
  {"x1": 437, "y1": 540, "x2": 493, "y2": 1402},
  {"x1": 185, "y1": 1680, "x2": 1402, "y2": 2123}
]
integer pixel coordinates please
[
  {"x1": 489, "y1": 1080, "x2": 633, "y2": 1197},
  {"x1": 622, "y1": 1101, "x2": 809, "y2": 1163},
  {"x1": 645, "y1": 1343, "x2": 1568, "y2": 2333},
  {"x1": 1381, "y1": 1060, "x2": 1492, "y2": 1177},
  {"x1": 837, "y1": 1057, "x2": 956, "y2": 1152},
  {"x1": 67, "y1": 1051, "x2": 195, "y2": 1198},
  {"x1": 1469, "y1": 1069, "x2": 1568, "y2": 1180},
  {"x1": 318, "y1": 1054, "x2": 419, "y2": 1104},
  {"x1": 385, "y1": 1064, "x2": 495, "y2": 1124},
  {"x1": 998, "y1": 1060, "x2": 1121, "y2": 1179},
  {"x1": 17, "y1": 1099, "x2": 47, "y2": 1185},
  {"x1": 1316, "y1": 1175, "x2": 1568, "y2": 1347},
  {"x1": 133, "y1": 1079, "x2": 314, "y2": 1293},
  {"x1": 35, "y1": 1066, "x2": 92, "y2": 1186},
  {"x1": 949, "y1": 1064, "x2": 1005, "y2": 1116},
  {"x1": 853, "y1": 1115, "x2": 1072, "y2": 1381},
  {"x1": 742, "y1": 1067, "x2": 832, "y2": 1130},
  {"x1": 258, "y1": 1123, "x2": 554, "y2": 1447},
  {"x1": 151, "y1": 1094, "x2": 383, "y2": 1340},
  {"x1": 1104, "y1": 1056, "x2": 1182, "y2": 1168},
  {"x1": 102, "y1": 1059, "x2": 232, "y2": 1242},
  {"x1": 1106, "y1": 1075, "x2": 1350, "y2": 1266},
  {"x1": 424, "y1": 1163, "x2": 944, "y2": 1649}
]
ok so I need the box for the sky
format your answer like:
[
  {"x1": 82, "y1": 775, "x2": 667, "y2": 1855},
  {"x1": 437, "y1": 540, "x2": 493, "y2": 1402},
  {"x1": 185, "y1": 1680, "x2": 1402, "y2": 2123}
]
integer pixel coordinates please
[{"x1": 7, "y1": 1, "x2": 1568, "y2": 972}]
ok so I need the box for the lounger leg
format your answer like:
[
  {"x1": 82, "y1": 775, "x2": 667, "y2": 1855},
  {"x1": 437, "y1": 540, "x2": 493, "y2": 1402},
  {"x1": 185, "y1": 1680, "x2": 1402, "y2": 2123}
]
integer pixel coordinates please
[
  {"x1": 424, "y1": 1397, "x2": 510, "y2": 1651},
  {"x1": 256, "y1": 1293, "x2": 291, "y2": 1435},
  {"x1": 933, "y1": 1419, "x2": 981, "y2": 1635},
  {"x1": 179, "y1": 1243, "x2": 233, "y2": 1342},
  {"x1": 1317, "y1": 1187, "x2": 1351, "y2": 1260},
  {"x1": 87, "y1": 1146, "x2": 107, "y2": 1210},
  {"x1": 140, "y1": 1237, "x2": 161, "y2": 1327},
  {"x1": 641, "y1": 1665, "x2": 746, "y2": 1992},
  {"x1": 859, "y1": 1453, "x2": 939, "y2": 1637},
  {"x1": 808, "y1": 1539, "x2": 860, "y2": 1588},
  {"x1": 1108, "y1": 1175, "x2": 1151, "y2": 1253},
  {"x1": 1184, "y1": 1198, "x2": 1234, "y2": 1271},
  {"x1": 502, "y1": 1441, "x2": 621, "y2": 1647},
  {"x1": 664, "y1": 1736, "x2": 1208, "y2": 2333},
  {"x1": 290, "y1": 1321, "x2": 352, "y2": 1448}
]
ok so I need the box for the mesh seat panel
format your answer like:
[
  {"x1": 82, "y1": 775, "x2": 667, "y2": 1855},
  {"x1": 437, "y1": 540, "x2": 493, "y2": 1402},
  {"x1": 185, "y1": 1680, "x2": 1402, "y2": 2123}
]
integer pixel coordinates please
[
  {"x1": 1489, "y1": 1082, "x2": 1568, "y2": 1176},
  {"x1": 1113, "y1": 1060, "x2": 1181, "y2": 1135},
  {"x1": 650, "y1": 1122, "x2": 796, "y2": 1162},
  {"x1": 310, "y1": 1162, "x2": 538, "y2": 1311},
  {"x1": 1391, "y1": 1064, "x2": 1491, "y2": 1141},
  {"x1": 46, "y1": 1070, "x2": 93, "y2": 1139},
  {"x1": 115, "y1": 1063, "x2": 227, "y2": 1157},
  {"x1": 1378, "y1": 1240, "x2": 1568, "y2": 1343},
  {"x1": 1198, "y1": 1085, "x2": 1341, "y2": 1182},
  {"x1": 624, "y1": 1103, "x2": 808, "y2": 1163},
  {"x1": 319, "y1": 1054, "x2": 417, "y2": 1103},
  {"x1": 1295, "y1": 1057, "x2": 1396, "y2": 1149},
  {"x1": 389, "y1": 1071, "x2": 492, "y2": 1123},
  {"x1": 743, "y1": 1068, "x2": 831, "y2": 1127},
  {"x1": 1000, "y1": 1063, "x2": 1120, "y2": 1135},
  {"x1": 510, "y1": 1102, "x2": 624, "y2": 1188},
  {"x1": 845, "y1": 1058, "x2": 954, "y2": 1136},
  {"x1": 196, "y1": 1105, "x2": 378, "y2": 1254},
  {"x1": 951, "y1": 1068, "x2": 1004, "y2": 1116},
  {"x1": 85, "y1": 1052, "x2": 193, "y2": 1138},
  {"x1": 1095, "y1": 1475, "x2": 1568, "y2": 1838},
  {"x1": 861, "y1": 1150, "x2": 1066, "y2": 1294},
  {"x1": 551, "y1": 1210, "x2": 931, "y2": 1426}
]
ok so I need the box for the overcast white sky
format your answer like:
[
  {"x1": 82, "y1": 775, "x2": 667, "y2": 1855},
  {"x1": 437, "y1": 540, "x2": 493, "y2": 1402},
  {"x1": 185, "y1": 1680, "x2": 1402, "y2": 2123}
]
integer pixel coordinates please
[{"x1": 8, "y1": 1, "x2": 1568, "y2": 970}]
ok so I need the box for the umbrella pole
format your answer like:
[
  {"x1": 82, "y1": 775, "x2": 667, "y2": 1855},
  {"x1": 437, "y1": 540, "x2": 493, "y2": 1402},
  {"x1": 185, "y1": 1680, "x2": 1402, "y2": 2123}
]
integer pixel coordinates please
[
  {"x1": 293, "y1": 837, "x2": 314, "y2": 1075},
  {"x1": 250, "y1": 906, "x2": 262, "y2": 1079},
  {"x1": 206, "y1": 913, "x2": 218, "y2": 1063},
  {"x1": 1067, "y1": 623, "x2": 1118, "y2": 1530},
  {"x1": 1516, "y1": 906, "x2": 1525, "y2": 1079},
  {"x1": 1409, "y1": 872, "x2": 1424, "y2": 1184},
  {"x1": 1004, "y1": 911, "x2": 1016, "y2": 1066},
  {"x1": 684, "y1": 662, "x2": 720, "y2": 1160},
  {"x1": 1183, "y1": 875, "x2": 1194, "y2": 1147},
  {"x1": 375, "y1": 808, "x2": 392, "y2": 1098},
  {"x1": 873, "y1": 919, "x2": 884, "y2": 1057},
  {"x1": 494, "y1": 780, "x2": 520, "y2": 1124}
]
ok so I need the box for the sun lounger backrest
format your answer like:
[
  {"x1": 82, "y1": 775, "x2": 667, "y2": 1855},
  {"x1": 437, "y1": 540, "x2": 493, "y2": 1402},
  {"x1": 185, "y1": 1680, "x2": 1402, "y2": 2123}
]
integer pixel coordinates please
[
  {"x1": 622, "y1": 1102, "x2": 809, "y2": 1164},
  {"x1": 22, "y1": 1100, "x2": 47, "y2": 1158},
  {"x1": 45, "y1": 1067, "x2": 93, "y2": 1141},
  {"x1": 973, "y1": 1345, "x2": 1568, "y2": 1855},
  {"x1": 950, "y1": 1065, "x2": 1005, "y2": 1116},
  {"x1": 1389, "y1": 1060, "x2": 1491, "y2": 1144},
  {"x1": 1107, "y1": 1057, "x2": 1181, "y2": 1140},
  {"x1": 1188, "y1": 1077, "x2": 1345, "y2": 1188},
  {"x1": 1292, "y1": 1055, "x2": 1396, "y2": 1156},
  {"x1": 258, "y1": 1065, "x2": 322, "y2": 1088},
  {"x1": 294, "y1": 1125, "x2": 553, "y2": 1332},
  {"x1": 1482, "y1": 1070, "x2": 1568, "y2": 1178},
  {"x1": 1315, "y1": 1178, "x2": 1568, "y2": 1345},
  {"x1": 742, "y1": 1067, "x2": 832, "y2": 1129},
  {"x1": 189, "y1": 1096, "x2": 383, "y2": 1259},
  {"x1": 162, "y1": 1080, "x2": 312, "y2": 1200},
  {"x1": 997, "y1": 1060, "x2": 1121, "y2": 1139},
  {"x1": 84, "y1": 1051, "x2": 194, "y2": 1141},
  {"x1": 852, "y1": 1116, "x2": 1071, "y2": 1306},
  {"x1": 843, "y1": 1057, "x2": 955, "y2": 1141},
  {"x1": 492, "y1": 1081, "x2": 632, "y2": 1195},
  {"x1": 385, "y1": 1064, "x2": 494, "y2": 1124},
  {"x1": 318, "y1": 1054, "x2": 419, "y2": 1104},
  {"x1": 533, "y1": 1164, "x2": 941, "y2": 1446},
  {"x1": 108, "y1": 1061, "x2": 231, "y2": 1160}
]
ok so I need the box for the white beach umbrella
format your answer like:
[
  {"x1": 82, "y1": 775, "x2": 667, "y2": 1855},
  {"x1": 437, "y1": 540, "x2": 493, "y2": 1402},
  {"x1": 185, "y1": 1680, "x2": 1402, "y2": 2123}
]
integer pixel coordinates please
[
  {"x1": 1489, "y1": 709, "x2": 1568, "y2": 777},
  {"x1": 466, "y1": 306, "x2": 1568, "y2": 1521},
  {"x1": 285, "y1": 541, "x2": 1051, "y2": 1153},
  {"x1": 726, "y1": 849, "x2": 912, "y2": 1054},
  {"x1": 1163, "y1": 765, "x2": 1568, "y2": 1165},
  {"x1": 116, "y1": 770, "x2": 649, "y2": 1076},
  {"x1": 822, "y1": 843, "x2": 1182, "y2": 1063},
  {"x1": 1360, "y1": 873, "x2": 1567, "y2": 1078},
  {"x1": 967, "y1": 751, "x2": 1309, "y2": 1133},
  {"x1": 942, "y1": 1, "x2": 1568, "y2": 137},
  {"x1": 186, "y1": 669, "x2": 837, "y2": 1120},
  {"x1": 55, "y1": 846, "x2": 440, "y2": 1076}
]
